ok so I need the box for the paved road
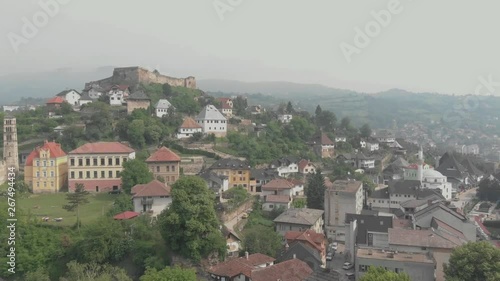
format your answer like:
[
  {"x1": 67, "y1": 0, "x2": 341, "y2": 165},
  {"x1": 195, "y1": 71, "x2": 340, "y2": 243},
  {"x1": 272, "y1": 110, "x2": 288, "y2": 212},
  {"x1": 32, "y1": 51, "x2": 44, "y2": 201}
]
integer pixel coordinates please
[
  {"x1": 451, "y1": 187, "x2": 477, "y2": 210},
  {"x1": 326, "y1": 243, "x2": 354, "y2": 280}
]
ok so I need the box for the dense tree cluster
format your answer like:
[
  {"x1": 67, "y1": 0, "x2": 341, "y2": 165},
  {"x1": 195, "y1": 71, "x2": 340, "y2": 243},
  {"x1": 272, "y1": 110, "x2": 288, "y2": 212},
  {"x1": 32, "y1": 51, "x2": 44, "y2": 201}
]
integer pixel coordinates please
[
  {"x1": 359, "y1": 266, "x2": 410, "y2": 281},
  {"x1": 444, "y1": 241, "x2": 500, "y2": 281},
  {"x1": 477, "y1": 177, "x2": 500, "y2": 202}
]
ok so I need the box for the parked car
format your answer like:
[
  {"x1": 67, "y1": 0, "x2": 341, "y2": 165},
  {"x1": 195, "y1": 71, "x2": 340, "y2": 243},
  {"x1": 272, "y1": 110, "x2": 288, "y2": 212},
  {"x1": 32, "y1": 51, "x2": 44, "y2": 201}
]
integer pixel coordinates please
[
  {"x1": 346, "y1": 272, "x2": 355, "y2": 279},
  {"x1": 326, "y1": 252, "x2": 333, "y2": 261},
  {"x1": 330, "y1": 242, "x2": 338, "y2": 251},
  {"x1": 343, "y1": 262, "x2": 354, "y2": 270}
]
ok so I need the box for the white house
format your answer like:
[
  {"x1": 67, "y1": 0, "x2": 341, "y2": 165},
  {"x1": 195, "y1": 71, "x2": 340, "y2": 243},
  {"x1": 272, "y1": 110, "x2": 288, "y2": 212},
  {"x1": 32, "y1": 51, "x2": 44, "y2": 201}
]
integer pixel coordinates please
[
  {"x1": 357, "y1": 153, "x2": 375, "y2": 169},
  {"x1": 298, "y1": 159, "x2": 317, "y2": 174},
  {"x1": 262, "y1": 195, "x2": 292, "y2": 211},
  {"x1": 270, "y1": 157, "x2": 300, "y2": 177},
  {"x1": 278, "y1": 114, "x2": 293, "y2": 124},
  {"x1": 107, "y1": 85, "x2": 129, "y2": 106},
  {"x1": 177, "y1": 117, "x2": 203, "y2": 139},
  {"x1": 360, "y1": 139, "x2": 367, "y2": 148},
  {"x1": 195, "y1": 105, "x2": 227, "y2": 137},
  {"x1": 131, "y1": 180, "x2": 172, "y2": 217},
  {"x1": 155, "y1": 99, "x2": 173, "y2": 117},
  {"x1": 335, "y1": 136, "x2": 347, "y2": 142},
  {"x1": 366, "y1": 142, "x2": 379, "y2": 151},
  {"x1": 2, "y1": 106, "x2": 20, "y2": 112},
  {"x1": 261, "y1": 178, "x2": 305, "y2": 198},
  {"x1": 421, "y1": 169, "x2": 453, "y2": 200},
  {"x1": 79, "y1": 92, "x2": 93, "y2": 106},
  {"x1": 56, "y1": 89, "x2": 81, "y2": 106}
]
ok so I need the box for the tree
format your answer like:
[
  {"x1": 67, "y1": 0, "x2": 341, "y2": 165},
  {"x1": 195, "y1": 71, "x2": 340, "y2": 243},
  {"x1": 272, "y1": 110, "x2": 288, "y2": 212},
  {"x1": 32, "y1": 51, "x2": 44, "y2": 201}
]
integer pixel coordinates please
[
  {"x1": 140, "y1": 266, "x2": 196, "y2": 281},
  {"x1": 477, "y1": 177, "x2": 500, "y2": 202},
  {"x1": 360, "y1": 123, "x2": 372, "y2": 138},
  {"x1": 443, "y1": 241, "x2": 500, "y2": 281},
  {"x1": 128, "y1": 120, "x2": 146, "y2": 148},
  {"x1": 157, "y1": 176, "x2": 226, "y2": 261},
  {"x1": 316, "y1": 110, "x2": 337, "y2": 131},
  {"x1": 340, "y1": 117, "x2": 351, "y2": 130},
  {"x1": 107, "y1": 194, "x2": 134, "y2": 217},
  {"x1": 315, "y1": 105, "x2": 322, "y2": 116},
  {"x1": 292, "y1": 197, "x2": 307, "y2": 208},
  {"x1": 63, "y1": 183, "x2": 90, "y2": 230},
  {"x1": 121, "y1": 159, "x2": 153, "y2": 194},
  {"x1": 306, "y1": 169, "x2": 326, "y2": 210},
  {"x1": 286, "y1": 101, "x2": 294, "y2": 114},
  {"x1": 162, "y1": 83, "x2": 172, "y2": 98},
  {"x1": 24, "y1": 268, "x2": 51, "y2": 281},
  {"x1": 243, "y1": 225, "x2": 282, "y2": 257},
  {"x1": 360, "y1": 266, "x2": 410, "y2": 281},
  {"x1": 59, "y1": 261, "x2": 132, "y2": 281}
]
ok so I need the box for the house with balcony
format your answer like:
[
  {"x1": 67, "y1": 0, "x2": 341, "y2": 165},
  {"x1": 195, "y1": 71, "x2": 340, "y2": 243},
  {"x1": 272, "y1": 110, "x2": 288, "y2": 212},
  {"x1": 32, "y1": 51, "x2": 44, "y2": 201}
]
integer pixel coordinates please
[
  {"x1": 155, "y1": 99, "x2": 174, "y2": 117},
  {"x1": 176, "y1": 117, "x2": 203, "y2": 139},
  {"x1": 274, "y1": 208, "x2": 324, "y2": 236},
  {"x1": 107, "y1": 85, "x2": 129, "y2": 106},
  {"x1": 68, "y1": 142, "x2": 135, "y2": 192},
  {"x1": 269, "y1": 156, "x2": 300, "y2": 177},
  {"x1": 131, "y1": 180, "x2": 172, "y2": 216}
]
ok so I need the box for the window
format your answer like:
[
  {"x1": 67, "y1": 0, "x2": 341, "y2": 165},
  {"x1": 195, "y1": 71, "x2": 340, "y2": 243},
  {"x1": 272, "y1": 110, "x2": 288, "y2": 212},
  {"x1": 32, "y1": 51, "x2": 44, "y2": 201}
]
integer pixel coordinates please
[
  {"x1": 79, "y1": 171, "x2": 83, "y2": 179},
  {"x1": 101, "y1": 158, "x2": 105, "y2": 166},
  {"x1": 93, "y1": 158, "x2": 98, "y2": 166},
  {"x1": 109, "y1": 171, "x2": 113, "y2": 178},
  {"x1": 51, "y1": 182, "x2": 54, "y2": 187},
  {"x1": 50, "y1": 160, "x2": 54, "y2": 166},
  {"x1": 43, "y1": 171, "x2": 47, "y2": 177},
  {"x1": 101, "y1": 171, "x2": 105, "y2": 178},
  {"x1": 86, "y1": 158, "x2": 90, "y2": 166},
  {"x1": 115, "y1": 158, "x2": 120, "y2": 166},
  {"x1": 171, "y1": 165, "x2": 175, "y2": 172},
  {"x1": 78, "y1": 159, "x2": 83, "y2": 166},
  {"x1": 70, "y1": 159, "x2": 74, "y2": 166},
  {"x1": 116, "y1": 171, "x2": 120, "y2": 178},
  {"x1": 269, "y1": 204, "x2": 274, "y2": 208},
  {"x1": 166, "y1": 166, "x2": 170, "y2": 172},
  {"x1": 86, "y1": 171, "x2": 90, "y2": 178},
  {"x1": 94, "y1": 171, "x2": 98, "y2": 178},
  {"x1": 70, "y1": 172, "x2": 75, "y2": 179},
  {"x1": 108, "y1": 158, "x2": 113, "y2": 166},
  {"x1": 157, "y1": 166, "x2": 160, "y2": 172},
  {"x1": 36, "y1": 171, "x2": 39, "y2": 178},
  {"x1": 43, "y1": 161, "x2": 47, "y2": 166},
  {"x1": 50, "y1": 171, "x2": 54, "y2": 177}
]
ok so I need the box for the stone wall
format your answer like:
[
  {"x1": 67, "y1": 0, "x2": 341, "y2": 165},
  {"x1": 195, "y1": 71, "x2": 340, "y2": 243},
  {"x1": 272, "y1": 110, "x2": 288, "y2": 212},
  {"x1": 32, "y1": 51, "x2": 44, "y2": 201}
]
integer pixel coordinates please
[
  {"x1": 219, "y1": 199, "x2": 254, "y2": 223},
  {"x1": 127, "y1": 100, "x2": 151, "y2": 115},
  {"x1": 180, "y1": 156, "x2": 204, "y2": 175},
  {"x1": 86, "y1": 67, "x2": 196, "y2": 89},
  {"x1": 0, "y1": 161, "x2": 6, "y2": 186}
]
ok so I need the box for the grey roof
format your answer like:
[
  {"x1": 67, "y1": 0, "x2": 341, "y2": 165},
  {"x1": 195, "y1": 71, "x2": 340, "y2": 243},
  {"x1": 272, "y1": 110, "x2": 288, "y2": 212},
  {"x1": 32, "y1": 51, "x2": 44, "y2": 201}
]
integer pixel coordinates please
[
  {"x1": 391, "y1": 157, "x2": 410, "y2": 168},
  {"x1": 155, "y1": 99, "x2": 173, "y2": 109},
  {"x1": 128, "y1": 90, "x2": 150, "y2": 100},
  {"x1": 305, "y1": 269, "x2": 343, "y2": 281},
  {"x1": 460, "y1": 158, "x2": 483, "y2": 177},
  {"x1": 389, "y1": 180, "x2": 445, "y2": 200},
  {"x1": 274, "y1": 208, "x2": 324, "y2": 226},
  {"x1": 56, "y1": 89, "x2": 80, "y2": 96},
  {"x1": 400, "y1": 199, "x2": 430, "y2": 209},
  {"x1": 210, "y1": 158, "x2": 251, "y2": 170},
  {"x1": 345, "y1": 214, "x2": 393, "y2": 245},
  {"x1": 80, "y1": 92, "x2": 92, "y2": 100},
  {"x1": 196, "y1": 104, "x2": 226, "y2": 121},
  {"x1": 199, "y1": 170, "x2": 227, "y2": 186},
  {"x1": 370, "y1": 187, "x2": 390, "y2": 199},
  {"x1": 250, "y1": 168, "x2": 279, "y2": 181},
  {"x1": 271, "y1": 156, "x2": 300, "y2": 167},
  {"x1": 277, "y1": 242, "x2": 322, "y2": 269},
  {"x1": 414, "y1": 202, "x2": 466, "y2": 222},
  {"x1": 221, "y1": 225, "x2": 241, "y2": 241},
  {"x1": 437, "y1": 153, "x2": 468, "y2": 180}
]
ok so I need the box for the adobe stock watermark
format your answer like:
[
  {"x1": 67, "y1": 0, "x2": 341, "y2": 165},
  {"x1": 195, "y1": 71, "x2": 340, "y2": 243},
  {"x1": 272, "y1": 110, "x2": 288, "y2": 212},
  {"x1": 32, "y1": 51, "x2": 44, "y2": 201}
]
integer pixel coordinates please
[
  {"x1": 7, "y1": 0, "x2": 71, "y2": 54},
  {"x1": 441, "y1": 75, "x2": 500, "y2": 129},
  {"x1": 213, "y1": 0, "x2": 243, "y2": 21},
  {"x1": 340, "y1": 0, "x2": 412, "y2": 63}
]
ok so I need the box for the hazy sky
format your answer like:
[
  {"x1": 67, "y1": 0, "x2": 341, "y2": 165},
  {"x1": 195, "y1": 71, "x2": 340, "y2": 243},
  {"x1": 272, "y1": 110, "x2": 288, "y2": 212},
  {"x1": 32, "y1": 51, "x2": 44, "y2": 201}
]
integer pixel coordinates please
[{"x1": 1, "y1": 0, "x2": 500, "y2": 94}]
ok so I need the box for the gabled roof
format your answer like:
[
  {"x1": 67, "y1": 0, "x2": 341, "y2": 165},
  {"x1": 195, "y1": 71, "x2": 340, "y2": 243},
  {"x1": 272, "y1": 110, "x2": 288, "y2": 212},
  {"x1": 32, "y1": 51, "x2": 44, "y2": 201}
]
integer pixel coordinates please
[
  {"x1": 389, "y1": 181, "x2": 446, "y2": 200},
  {"x1": 274, "y1": 208, "x2": 324, "y2": 226},
  {"x1": 199, "y1": 170, "x2": 228, "y2": 186},
  {"x1": 284, "y1": 229, "x2": 325, "y2": 252},
  {"x1": 414, "y1": 202, "x2": 466, "y2": 222},
  {"x1": 437, "y1": 152, "x2": 468, "y2": 179},
  {"x1": 131, "y1": 180, "x2": 171, "y2": 198},
  {"x1": 46, "y1": 96, "x2": 65, "y2": 104},
  {"x1": 113, "y1": 211, "x2": 139, "y2": 220},
  {"x1": 196, "y1": 104, "x2": 226, "y2": 121},
  {"x1": 208, "y1": 253, "x2": 276, "y2": 278},
  {"x1": 262, "y1": 179, "x2": 295, "y2": 190},
  {"x1": 298, "y1": 159, "x2": 315, "y2": 171},
  {"x1": 56, "y1": 89, "x2": 80, "y2": 97},
  {"x1": 146, "y1": 146, "x2": 180, "y2": 162},
  {"x1": 128, "y1": 90, "x2": 150, "y2": 100},
  {"x1": 70, "y1": 142, "x2": 134, "y2": 154},
  {"x1": 155, "y1": 99, "x2": 173, "y2": 109},
  {"x1": 109, "y1": 84, "x2": 129, "y2": 91},
  {"x1": 80, "y1": 92, "x2": 92, "y2": 100},
  {"x1": 271, "y1": 156, "x2": 300, "y2": 167},
  {"x1": 310, "y1": 132, "x2": 334, "y2": 146},
  {"x1": 460, "y1": 158, "x2": 483, "y2": 176},
  {"x1": 210, "y1": 159, "x2": 251, "y2": 170},
  {"x1": 251, "y1": 259, "x2": 313, "y2": 281},
  {"x1": 266, "y1": 195, "x2": 290, "y2": 203},
  {"x1": 179, "y1": 117, "x2": 202, "y2": 129},
  {"x1": 25, "y1": 141, "x2": 67, "y2": 165},
  {"x1": 250, "y1": 168, "x2": 279, "y2": 181}
]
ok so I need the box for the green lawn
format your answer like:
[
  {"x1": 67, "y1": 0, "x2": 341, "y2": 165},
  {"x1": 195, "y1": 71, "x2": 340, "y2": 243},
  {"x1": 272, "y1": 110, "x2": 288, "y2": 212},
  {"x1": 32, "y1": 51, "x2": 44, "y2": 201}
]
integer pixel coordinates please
[{"x1": 18, "y1": 193, "x2": 116, "y2": 226}]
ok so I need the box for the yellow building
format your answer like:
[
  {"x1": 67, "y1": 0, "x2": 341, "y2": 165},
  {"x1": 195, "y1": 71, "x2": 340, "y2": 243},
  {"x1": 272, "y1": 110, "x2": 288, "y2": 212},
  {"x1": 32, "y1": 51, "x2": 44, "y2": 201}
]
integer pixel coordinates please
[
  {"x1": 209, "y1": 158, "x2": 257, "y2": 193},
  {"x1": 68, "y1": 142, "x2": 135, "y2": 192},
  {"x1": 24, "y1": 141, "x2": 68, "y2": 193}
]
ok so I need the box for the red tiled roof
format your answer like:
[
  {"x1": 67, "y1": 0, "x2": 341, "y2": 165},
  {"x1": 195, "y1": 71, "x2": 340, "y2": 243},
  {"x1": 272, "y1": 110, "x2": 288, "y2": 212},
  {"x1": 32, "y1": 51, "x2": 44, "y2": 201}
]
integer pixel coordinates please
[
  {"x1": 131, "y1": 180, "x2": 171, "y2": 198},
  {"x1": 474, "y1": 216, "x2": 491, "y2": 236},
  {"x1": 392, "y1": 218, "x2": 412, "y2": 229},
  {"x1": 69, "y1": 179, "x2": 122, "y2": 192},
  {"x1": 69, "y1": 142, "x2": 135, "y2": 154},
  {"x1": 25, "y1": 141, "x2": 67, "y2": 166},
  {"x1": 221, "y1": 103, "x2": 232, "y2": 109},
  {"x1": 146, "y1": 147, "x2": 180, "y2": 162},
  {"x1": 266, "y1": 195, "x2": 290, "y2": 203},
  {"x1": 251, "y1": 259, "x2": 313, "y2": 281},
  {"x1": 405, "y1": 163, "x2": 432, "y2": 169},
  {"x1": 433, "y1": 218, "x2": 467, "y2": 239},
  {"x1": 179, "y1": 117, "x2": 202, "y2": 129},
  {"x1": 109, "y1": 84, "x2": 129, "y2": 91},
  {"x1": 298, "y1": 159, "x2": 310, "y2": 171},
  {"x1": 289, "y1": 178, "x2": 304, "y2": 186},
  {"x1": 217, "y1": 97, "x2": 232, "y2": 103},
  {"x1": 208, "y1": 253, "x2": 275, "y2": 278},
  {"x1": 46, "y1": 96, "x2": 65, "y2": 104},
  {"x1": 262, "y1": 178, "x2": 295, "y2": 190},
  {"x1": 244, "y1": 253, "x2": 275, "y2": 266},
  {"x1": 285, "y1": 230, "x2": 325, "y2": 252},
  {"x1": 320, "y1": 133, "x2": 334, "y2": 145},
  {"x1": 113, "y1": 211, "x2": 139, "y2": 220}
]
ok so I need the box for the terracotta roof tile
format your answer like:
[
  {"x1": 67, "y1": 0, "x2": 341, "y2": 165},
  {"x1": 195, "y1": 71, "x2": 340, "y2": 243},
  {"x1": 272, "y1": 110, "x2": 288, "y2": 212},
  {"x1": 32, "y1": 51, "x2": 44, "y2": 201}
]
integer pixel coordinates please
[
  {"x1": 208, "y1": 253, "x2": 275, "y2": 278},
  {"x1": 25, "y1": 141, "x2": 67, "y2": 166},
  {"x1": 179, "y1": 117, "x2": 202, "y2": 129},
  {"x1": 285, "y1": 229, "x2": 325, "y2": 252},
  {"x1": 251, "y1": 259, "x2": 313, "y2": 281},
  {"x1": 69, "y1": 142, "x2": 135, "y2": 154},
  {"x1": 146, "y1": 147, "x2": 180, "y2": 162},
  {"x1": 131, "y1": 180, "x2": 171, "y2": 197},
  {"x1": 113, "y1": 211, "x2": 139, "y2": 220},
  {"x1": 46, "y1": 96, "x2": 65, "y2": 104},
  {"x1": 262, "y1": 178, "x2": 295, "y2": 190},
  {"x1": 266, "y1": 195, "x2": 290, "y2": 203},
  {"x1": 298, "y1": 159, "x2": 310, "y2": 171}
]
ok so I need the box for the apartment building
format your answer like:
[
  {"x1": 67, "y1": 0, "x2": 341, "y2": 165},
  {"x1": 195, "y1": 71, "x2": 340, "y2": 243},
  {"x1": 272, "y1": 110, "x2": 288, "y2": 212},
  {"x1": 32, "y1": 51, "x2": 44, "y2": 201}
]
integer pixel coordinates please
[{"x1": 146, "y1": 146, "x2": 181, "y2": 185}]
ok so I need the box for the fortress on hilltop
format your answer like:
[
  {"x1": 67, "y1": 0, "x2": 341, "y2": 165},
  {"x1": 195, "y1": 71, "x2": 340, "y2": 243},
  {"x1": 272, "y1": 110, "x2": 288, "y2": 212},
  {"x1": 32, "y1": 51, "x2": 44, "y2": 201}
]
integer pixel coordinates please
[{"x1": 85, "y1": 66, "x2": 197, "y2": 89}]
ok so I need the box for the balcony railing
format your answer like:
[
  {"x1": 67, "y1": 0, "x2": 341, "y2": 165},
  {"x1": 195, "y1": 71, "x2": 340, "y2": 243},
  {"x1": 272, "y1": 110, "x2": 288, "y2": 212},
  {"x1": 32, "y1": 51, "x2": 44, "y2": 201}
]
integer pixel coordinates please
[{"x1": 141, "y1": 198, "x2": 154, "y2": 205}]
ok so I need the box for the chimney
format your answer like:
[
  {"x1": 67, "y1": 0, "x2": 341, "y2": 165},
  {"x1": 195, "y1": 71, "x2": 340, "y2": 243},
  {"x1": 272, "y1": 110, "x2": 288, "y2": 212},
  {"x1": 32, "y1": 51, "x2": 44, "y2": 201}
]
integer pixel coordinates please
[
  {"x1": 245, "y1": 251, "x2": 249, "y2": 260},
  {"x1": 293, "y1": 254, "x2": 296, "y2": 259}
]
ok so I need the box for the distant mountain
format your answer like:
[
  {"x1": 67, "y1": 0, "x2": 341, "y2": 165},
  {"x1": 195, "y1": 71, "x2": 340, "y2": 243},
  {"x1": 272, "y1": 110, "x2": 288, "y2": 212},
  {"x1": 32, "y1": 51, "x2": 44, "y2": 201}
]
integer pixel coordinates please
[{"x1": 0, "y1": 67, "x2": 113, "y2": 105}]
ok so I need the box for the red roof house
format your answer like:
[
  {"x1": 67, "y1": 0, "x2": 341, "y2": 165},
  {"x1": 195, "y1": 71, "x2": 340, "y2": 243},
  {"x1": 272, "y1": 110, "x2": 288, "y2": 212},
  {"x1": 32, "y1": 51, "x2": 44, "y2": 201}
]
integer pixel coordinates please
[
  {"x1": 146, "y1": 147, "x2": 181, "y2": 163},
  {"x1": 46, "y1": 96, "x2": 65, "y2": 108},
  {"x1": 69, "y1": 142, "x2": 135, "y2": 154},
  {"x1": 25, "y1": 140, "x2": 67, "y2": 166},
  {"x1": 131, "y1": 180, "x2": 172, "y2": 216},
  {"x1": 113, "y1": 211, "x2": 140, "y2": 220}
]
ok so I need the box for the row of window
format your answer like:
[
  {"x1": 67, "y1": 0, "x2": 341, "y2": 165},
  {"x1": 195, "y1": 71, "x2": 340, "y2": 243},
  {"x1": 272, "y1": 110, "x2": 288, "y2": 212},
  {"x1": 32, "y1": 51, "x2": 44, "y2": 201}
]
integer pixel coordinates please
[
  {"x1": 153, "y1": 165, "x2": 177, "y2": 173},
  {"x1": 198, "y1": 120, "x2": 226, "y2": 123},
  {"x1": 35, "y1": 171, "x2": 55, "y2": 178},
  {"x1": 70, "y1": 170, "x2": 121, "y2": 179},
  {"x1": 207, "y1": 127, "x2": 225, "y2": 130},
  {"x1": 359, "y1": 265, "x2": 404, "y2": 273},
  {"x1": 35, "y1": 160, "x2": 55, "y2": 167},
  {"x1": 70, "y1": 157, "x2": 127, "y2": 167},
  {"x1": 34, "y1": 181, "x2": 55, "y2": 188}
]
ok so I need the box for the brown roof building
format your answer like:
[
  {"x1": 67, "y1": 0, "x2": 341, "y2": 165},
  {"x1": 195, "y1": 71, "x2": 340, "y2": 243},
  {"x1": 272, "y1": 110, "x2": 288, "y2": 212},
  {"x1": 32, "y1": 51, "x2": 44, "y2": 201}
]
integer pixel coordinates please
[{"x1": 146, "y1": 147, "x2": 181, "y2": 185}]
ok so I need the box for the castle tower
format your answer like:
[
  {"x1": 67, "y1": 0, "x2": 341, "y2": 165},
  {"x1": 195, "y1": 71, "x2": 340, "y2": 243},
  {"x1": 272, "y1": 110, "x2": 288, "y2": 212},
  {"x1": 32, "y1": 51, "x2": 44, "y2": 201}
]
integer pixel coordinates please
[{"x1": 3, "y1": 116, "x2": 19, "y2": 172}]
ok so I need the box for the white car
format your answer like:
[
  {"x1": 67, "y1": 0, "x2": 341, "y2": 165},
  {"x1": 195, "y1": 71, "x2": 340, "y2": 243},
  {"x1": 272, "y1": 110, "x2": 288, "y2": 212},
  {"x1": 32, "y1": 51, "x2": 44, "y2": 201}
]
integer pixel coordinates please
[
  {"x1": 343, "y1": 262, "x2": 354, "y2": 270},
  {"x1": 326, "y1": 252, "x2": 333, "y2": 261},
  {"x1": 331, "y1": 242, "x2": 338, "y2": 251}
]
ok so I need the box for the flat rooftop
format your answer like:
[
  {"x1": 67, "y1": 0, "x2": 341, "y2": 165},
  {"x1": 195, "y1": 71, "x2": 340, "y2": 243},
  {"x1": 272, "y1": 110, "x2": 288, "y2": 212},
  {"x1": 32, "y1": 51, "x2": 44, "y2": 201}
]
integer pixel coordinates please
[
  {"x1": 356, "y1": 248, "x2": 434, "y2": 264},
  {"x1": 328, "y1": 180, "x2": 362, "y2": 193}
]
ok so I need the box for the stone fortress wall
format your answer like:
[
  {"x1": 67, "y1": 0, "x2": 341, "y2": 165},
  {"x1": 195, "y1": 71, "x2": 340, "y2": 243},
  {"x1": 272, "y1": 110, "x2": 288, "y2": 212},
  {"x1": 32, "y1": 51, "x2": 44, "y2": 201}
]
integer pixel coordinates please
[{"x1": 85, "y1": 67, "x2": 196, "y2": 90}]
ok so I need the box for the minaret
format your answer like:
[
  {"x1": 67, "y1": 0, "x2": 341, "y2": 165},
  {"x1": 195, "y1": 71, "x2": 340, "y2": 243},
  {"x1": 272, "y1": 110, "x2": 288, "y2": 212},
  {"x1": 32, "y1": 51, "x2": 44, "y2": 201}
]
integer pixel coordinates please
[
  {"x1": 3, "y1": 116, "x2": 19, "y2": 172},
  {"x1": 418, "y1": 146, "x2": 423, "y2": 186}
]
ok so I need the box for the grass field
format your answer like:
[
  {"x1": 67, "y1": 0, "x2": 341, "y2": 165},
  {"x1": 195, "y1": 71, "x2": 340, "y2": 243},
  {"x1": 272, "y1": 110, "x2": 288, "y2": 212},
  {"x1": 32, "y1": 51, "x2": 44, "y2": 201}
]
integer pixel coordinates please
[{"x1": 18, "y1": 193, "x2": 116, "y2": 226}]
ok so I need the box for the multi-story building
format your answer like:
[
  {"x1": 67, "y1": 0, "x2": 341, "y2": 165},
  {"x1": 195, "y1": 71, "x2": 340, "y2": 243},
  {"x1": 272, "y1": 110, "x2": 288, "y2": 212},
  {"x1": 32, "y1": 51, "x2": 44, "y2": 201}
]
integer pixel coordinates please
[
  {"x1": 131, "y1": 179, "x2": 172, "y2": 216},
  {"x1": 324, "y1": 179, "x2": 364, "y2": 241},
  {"x1": 176, "y1": 117, "x2": 203, "y2": 139},
  {"x1": 154, "y1": 99, "x2": 173, "y2": 117},
  {"x1": 56, "y1": 89, "x2": 81, "y2": 106},
  {"x1": 310, "y1": 132, "x2": 335, "y2": 158},
  {"x1": 195, "y1": 104, "x2": 227, "y2": 137},
  {"x1": 107, "y1": 85, "x2": 129, "y2": 106},
  {"x1": 269, "y1": 156, "x2": 300, "y2": 177},
  {"x1": 274, "y1": 208, "x2": 324, "y2": 236},
  {"x1": 145, "y1": 146, "x2": 181, "y2": 185},
  {"x1": 127, "y1": 90, "x2": 151, "y2": 115},
  {"x1": 209, "y1": 158, "x2": 256, "y2": 192},
  {"x1": 68, "y1": 142, "x2": 135, "y2": 192},
  {"x1": 24, "y1": 141, "x2": 68, "y2": 193}
]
